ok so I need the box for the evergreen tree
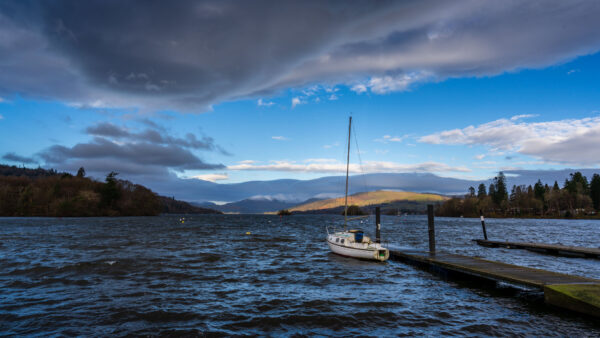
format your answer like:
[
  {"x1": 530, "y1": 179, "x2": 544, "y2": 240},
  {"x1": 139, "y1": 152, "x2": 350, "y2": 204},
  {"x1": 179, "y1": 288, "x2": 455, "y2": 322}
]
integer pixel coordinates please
[
  {"x1": 491, "y1": 172, "x2": 508, "y2": 205},
  {"x1": 477, "y1": 183, "x2": 487, "y2": 198},
  {"x1": 488, "y1": 183, "x2": 496, "y2": 200},
  {"x1": 534, "y1": 179, "x2": 545, "y2": 201},
  {"x1": 553, "y1": 181, "x2": 560, "y2": 191},
  {"x1": 101, "y1": 171, "x2": 121, "y2": 208},
  {"x1": 564, "y1": 172, "x2": 589, "y2": 195},
  {"x1": 590, "y1": 174, "x2": 600, "y2": 210},
  {"x1": 510, "y1": 185, "x2": 517, "y2": 202},
  {"x1": 76, "y1": 167, "x2": 86, "y2": 178},
  {"x1": 468, "y1": 186, "x2": 475, "y2": 197}
]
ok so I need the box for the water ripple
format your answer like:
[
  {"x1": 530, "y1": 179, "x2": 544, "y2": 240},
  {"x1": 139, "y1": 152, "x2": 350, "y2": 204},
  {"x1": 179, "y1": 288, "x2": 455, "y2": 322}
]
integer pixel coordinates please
[{"x1": 0, "y1": 214, "x2": 598, "y2": 336}]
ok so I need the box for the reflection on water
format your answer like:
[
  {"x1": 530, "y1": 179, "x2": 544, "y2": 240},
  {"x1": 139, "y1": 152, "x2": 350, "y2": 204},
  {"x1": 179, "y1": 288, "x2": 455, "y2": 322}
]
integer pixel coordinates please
[{"x1": 1, "y1": 215, "x2": 598, "y2": 336}]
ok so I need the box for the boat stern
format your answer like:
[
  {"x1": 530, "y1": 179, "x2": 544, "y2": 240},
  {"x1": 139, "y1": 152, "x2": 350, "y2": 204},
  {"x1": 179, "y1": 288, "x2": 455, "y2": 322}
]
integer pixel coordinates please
[{"x1": 374, "y1": 248, "x2": 390, "y2": 261}]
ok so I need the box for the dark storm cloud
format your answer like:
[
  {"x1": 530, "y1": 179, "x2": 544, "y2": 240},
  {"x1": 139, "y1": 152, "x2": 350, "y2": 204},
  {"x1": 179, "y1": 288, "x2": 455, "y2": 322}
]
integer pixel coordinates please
[
  {"x1": 43, "y1": 120, "x2": 228, "y2": 176},
  {"x1": 84, "y1": 121, "x2": 230, "y2": 154},
  {"x1": 85, "y1": 122, "x2": 130, "y2": 138},
  {"x1": 40, "y1": 137, "x2": 224, "y2": 172},
  {"x1": 2, "y1": 152, "x2": 37, "y2": 164},
  {"x1": 138, "y1": 118, "x2": 165, "y2": 131},
  {"x1": 1, "y1": 1, "x2": 599, "y2": 111}
]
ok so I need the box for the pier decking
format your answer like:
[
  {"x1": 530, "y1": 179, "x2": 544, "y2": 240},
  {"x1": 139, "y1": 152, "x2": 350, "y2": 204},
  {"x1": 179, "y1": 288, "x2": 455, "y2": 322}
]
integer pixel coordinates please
[
  {"x1": 473, "y1": 239, "x2": 600, "y2": 258},
  {"x1": 389, "y1": 249, "x2": 600, "y2": 318}
]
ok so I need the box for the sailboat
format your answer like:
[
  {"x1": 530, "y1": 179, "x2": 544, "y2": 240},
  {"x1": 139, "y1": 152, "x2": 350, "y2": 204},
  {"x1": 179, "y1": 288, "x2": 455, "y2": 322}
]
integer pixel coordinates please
[{"x1": 326, "y1": 117, "x2": 390, "y2": 262}]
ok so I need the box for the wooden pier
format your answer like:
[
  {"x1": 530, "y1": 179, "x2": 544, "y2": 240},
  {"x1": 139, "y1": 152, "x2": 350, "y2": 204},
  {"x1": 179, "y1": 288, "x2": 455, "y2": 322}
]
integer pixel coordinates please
[
  {"x1": 473, "y1": 239, "x2": 600, "y2": 259},
  {"x1": 382, "y1": 206, "x2": 600, "y2": 318},
  {"x1": 389, "y1": 249, "x2": 600, "y2": 318}
]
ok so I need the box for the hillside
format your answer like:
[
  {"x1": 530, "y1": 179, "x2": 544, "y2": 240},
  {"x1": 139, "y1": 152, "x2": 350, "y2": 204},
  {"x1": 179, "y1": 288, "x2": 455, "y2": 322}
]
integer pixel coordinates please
[
  {"x1": 0, "y1": 164, "x2": 221, "y2": 216},
  {"x1": 289, "y1": 190, "x2": 448, "y2": 212}
]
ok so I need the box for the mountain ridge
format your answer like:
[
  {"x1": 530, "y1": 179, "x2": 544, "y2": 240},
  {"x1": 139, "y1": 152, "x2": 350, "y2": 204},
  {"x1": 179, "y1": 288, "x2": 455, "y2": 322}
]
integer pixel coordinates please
[{"x1": 289, "y1": 190, "x2": 449, "y2": 212}]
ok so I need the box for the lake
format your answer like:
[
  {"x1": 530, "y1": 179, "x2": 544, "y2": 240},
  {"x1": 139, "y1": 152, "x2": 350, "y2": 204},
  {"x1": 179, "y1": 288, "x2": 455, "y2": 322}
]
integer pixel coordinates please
[{"x1": 1, "y1": 215, "x2": 599, "y2": 336}]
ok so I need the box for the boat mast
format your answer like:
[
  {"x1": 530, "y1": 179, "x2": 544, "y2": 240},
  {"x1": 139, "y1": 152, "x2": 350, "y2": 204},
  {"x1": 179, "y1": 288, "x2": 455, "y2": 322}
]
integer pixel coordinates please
[{"x1": 344, "y1": 116, "x2": 352, "y2": 229}]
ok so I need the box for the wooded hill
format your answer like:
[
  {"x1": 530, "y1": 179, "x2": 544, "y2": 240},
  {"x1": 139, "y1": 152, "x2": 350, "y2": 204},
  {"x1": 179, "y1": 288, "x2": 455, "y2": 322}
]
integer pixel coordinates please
[
  {"x1": 437, "y1": 171, "x2": 600, "y2": 218},
  {"x1": 0, "y1": 164, "x2": 221, "y2": 217}
]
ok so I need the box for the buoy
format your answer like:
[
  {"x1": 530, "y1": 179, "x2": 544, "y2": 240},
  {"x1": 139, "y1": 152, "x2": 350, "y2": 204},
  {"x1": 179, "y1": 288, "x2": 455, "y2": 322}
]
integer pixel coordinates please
[{"x1": 246, "y1": 231, "x2": 251, "y2": 235}]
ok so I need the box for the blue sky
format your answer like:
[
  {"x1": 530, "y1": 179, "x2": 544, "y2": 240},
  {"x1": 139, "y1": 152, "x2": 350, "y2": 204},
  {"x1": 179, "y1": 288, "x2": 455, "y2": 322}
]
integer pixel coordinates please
[{"x1": 1, "y1": 1, "x2": 600, "y2": 191}]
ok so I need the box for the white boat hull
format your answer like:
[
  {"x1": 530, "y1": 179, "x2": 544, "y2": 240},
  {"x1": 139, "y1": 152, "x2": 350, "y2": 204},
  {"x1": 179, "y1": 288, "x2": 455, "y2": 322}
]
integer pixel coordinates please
[{"x1": 327, "y1": 235, "x2": 389, "y2": 262}]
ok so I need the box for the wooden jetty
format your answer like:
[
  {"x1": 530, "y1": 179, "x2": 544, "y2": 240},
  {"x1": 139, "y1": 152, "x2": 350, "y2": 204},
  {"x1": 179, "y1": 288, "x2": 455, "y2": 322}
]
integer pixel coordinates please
[
  {"x1": 389, "y1": 249, "x2": 600, "y2": 318},
  {"x1": 473, "y1": 239, "x2": 600, "y2": 259},
  {"x1": 384, "y1": 205, "x2": 600, "y2": 318}
]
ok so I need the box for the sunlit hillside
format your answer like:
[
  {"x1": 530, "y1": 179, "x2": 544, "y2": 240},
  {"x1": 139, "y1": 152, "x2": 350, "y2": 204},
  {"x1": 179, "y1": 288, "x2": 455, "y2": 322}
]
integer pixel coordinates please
[{"x1": 289, "y1": 190, "x2": 448, "y2": 212}]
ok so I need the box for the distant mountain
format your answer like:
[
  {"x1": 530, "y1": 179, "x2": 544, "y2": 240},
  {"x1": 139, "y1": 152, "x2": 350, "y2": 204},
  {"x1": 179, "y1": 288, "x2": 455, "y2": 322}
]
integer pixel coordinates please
[
  {"x1": 289, "y1": 190, "x2": 448, "y2": 213},
  {"x1": 144, "y1": 172, "x2": 478, "y2": 203},
  {"x1": 159, "y1": 196, "x2": 222, "y2": 214},
  {"x1": 198, "y1": 198, "x2": 302, "y2": 214},
  {"x1": 15, "y1": 163, "x2": 599, "y2": 208}
]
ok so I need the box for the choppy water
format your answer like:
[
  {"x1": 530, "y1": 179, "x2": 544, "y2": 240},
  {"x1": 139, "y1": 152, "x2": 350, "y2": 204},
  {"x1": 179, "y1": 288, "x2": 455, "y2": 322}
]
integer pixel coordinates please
[{"x1": 1, "y1": 215, "x2": 599, "y2": 336}]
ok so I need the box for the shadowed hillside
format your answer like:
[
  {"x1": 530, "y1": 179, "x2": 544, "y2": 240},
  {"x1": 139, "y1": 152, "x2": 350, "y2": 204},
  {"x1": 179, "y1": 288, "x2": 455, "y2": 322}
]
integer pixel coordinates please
[{"x1": 0, "y1": 164, "x2": 221, "y2": 216}]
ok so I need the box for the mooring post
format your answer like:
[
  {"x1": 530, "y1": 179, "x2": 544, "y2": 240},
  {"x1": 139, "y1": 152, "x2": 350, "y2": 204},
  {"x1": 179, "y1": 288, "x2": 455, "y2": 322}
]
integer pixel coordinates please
[
  {"x1": 375, "y1": 207, "x2": 381, "y2": 243},
  {"x1": 427, "y1": 204, "x2": 435, "y2": 253},
  {"x1": 480, "y1": 209, "x2": 488, "y2": 240}
]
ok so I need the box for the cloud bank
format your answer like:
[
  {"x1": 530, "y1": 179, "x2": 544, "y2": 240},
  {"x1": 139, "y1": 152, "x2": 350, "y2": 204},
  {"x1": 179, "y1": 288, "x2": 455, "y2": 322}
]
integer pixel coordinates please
[
  {"x1": 1, "y1": 1, "x2": 599, "y2": 111},
  {"x1": 420, "y1": 115, "x2": 600, "y2": 165},
  {"x1": 228, "y1": 159, "x2": 470, "y2": 174},
  {"x1": 37, "y1": 122, "x2": 226, "y2": 178}
]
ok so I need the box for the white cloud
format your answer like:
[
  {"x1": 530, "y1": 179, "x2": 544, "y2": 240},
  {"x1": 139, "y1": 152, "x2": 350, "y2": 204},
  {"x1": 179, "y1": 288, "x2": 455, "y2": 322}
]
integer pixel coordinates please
[
  {"x1": 272, "y1": 136, "x2": 289, "y2": 141},
  {"x1": 420, "y1": 115, "x2": 600, "y2": 165},
  {"x1": 257, "y1": 98, "x2": 274, "y2": 106},
  {"x1": 0, "y1": 97, "x2": 4, "y2": 103},
  {"x1": 329, "y1": 94, "x2": 338, "y2": 100},
  {"x1": 363, "y1": 72, "x2": 433, "y2": 94},
  {"x1": 375, "y1": 135, "x2": 407, "y2": 143},
  {"x1": 301, "y1": 86, "x2": 319, "y2": 97},
  {"x1": 248, "y1": 194, "x2": 303, "y2": 202},
  {"x1": 474, "y1": 154, "x2": 486, "y2": 160},
  {"x1": 510, "y1": 114, "x2": 538, "y2": 121},
  {"x1": 291, "y1": 97, "x2": 303, "y2": 108},
  {"x1": 227, "y1": 159, "x2": 470, "y2": 174},
  {"x1": 567, "y1": 69, "x2": 579, "y2": 75},
  {"x1": 351, "y1": 84, "x2": 367, "y2": 94},
  {"x1": 323, "y1": 142, "x2": 340, "y2": 149},
  {"x1": 191, "y1": 173, "x2": 229, "y2": 182},
  {"x1": 303, "y1": 158, "x2": 338, "y2": 163}
]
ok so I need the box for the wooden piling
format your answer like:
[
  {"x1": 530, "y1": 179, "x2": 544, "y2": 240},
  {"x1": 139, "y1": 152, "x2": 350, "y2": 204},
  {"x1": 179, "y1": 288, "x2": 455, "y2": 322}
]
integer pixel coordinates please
[
  {"x1": 427, "y1": 204, "x2": 435, "y2": 253},
  {"x1": 375, "y1": 206, "x2": 381, "y2": 243},
  {"x1": 480, "y1": 209, "x2": 488, "y2": 240}
]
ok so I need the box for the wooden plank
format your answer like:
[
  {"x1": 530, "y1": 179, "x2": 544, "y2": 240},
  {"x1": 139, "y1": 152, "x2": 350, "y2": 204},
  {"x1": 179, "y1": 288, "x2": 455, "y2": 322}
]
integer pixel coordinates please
[{"x1": 474, "y1": 239, "x2": 600, "y2": 258}]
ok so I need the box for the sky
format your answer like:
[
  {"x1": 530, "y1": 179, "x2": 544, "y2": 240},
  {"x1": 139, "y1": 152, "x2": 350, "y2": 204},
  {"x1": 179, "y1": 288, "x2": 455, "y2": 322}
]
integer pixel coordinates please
[{"x1": 1, "y1": 1, "x2": 600, "y2": 194}]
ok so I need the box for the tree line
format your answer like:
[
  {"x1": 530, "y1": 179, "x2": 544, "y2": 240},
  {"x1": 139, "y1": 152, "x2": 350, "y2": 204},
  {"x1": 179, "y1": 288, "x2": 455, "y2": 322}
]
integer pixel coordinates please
[
  {"x1": 437, "y1": 171, "x2": 600, "y2": 218},
  {"x1": 0, "y1": 165, "x2": 162, "y2": 216}
]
